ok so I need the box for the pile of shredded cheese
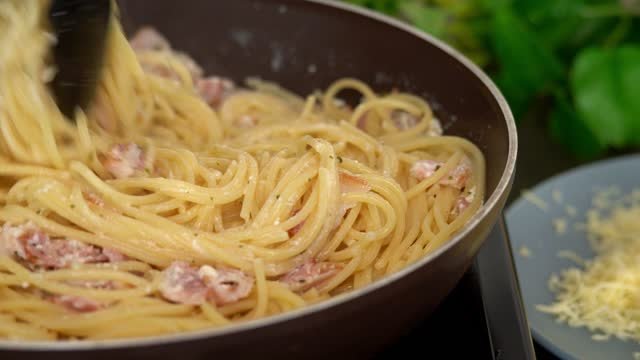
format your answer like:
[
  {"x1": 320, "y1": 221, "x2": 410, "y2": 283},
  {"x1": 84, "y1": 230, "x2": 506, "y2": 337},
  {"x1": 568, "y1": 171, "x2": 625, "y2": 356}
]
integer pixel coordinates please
[{"x1": 537, "y1": 188, "x2": 640, "y2": 343}]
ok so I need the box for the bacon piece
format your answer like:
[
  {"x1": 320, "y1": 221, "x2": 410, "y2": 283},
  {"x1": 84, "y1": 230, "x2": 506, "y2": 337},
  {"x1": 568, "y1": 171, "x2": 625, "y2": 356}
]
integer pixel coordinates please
[
  {"x1": 335, "y1": 171, "x2": 371, "y2": 228},
  {"x1": 288, "y1": 221, "x2": 305, "y2": 237},
  {"x1": 410, "y1": 158, "x2": 472, "y2": 190},
  {"x1": 391, "y1": 110, "x2": 420, "y2": 130},
  {"x1": 30, "y1": 238, "x2": 105, "y2": 269},
  {"x1": 280, "y1": 260, "x2": 342, "y2": 292},
  {"x1": 47, "y1": 280, "x2": 113, "y2": 313},
  {"x1": 410, "y1": 159, "x2": 441, "y2": 181},
  {"x1": 440, "y1": 159, "x2": 472, "y2": 189},
  {"x1": 199, "y1": 265, "x2": 254, "y2": 306},
  {"x1": 159, "y1": 262, "x2": 254, "y2": 306},
  {"x1": 196, "y1": 76, "x2": 236, "y2": 108},
  {"x1": 102, "y1": 248, "x2": 128, "y2": 263},
  {"x1": 450, "y1": 186, "x2": 476, "y2": 221},
  {"x1": 131, "y1": 27, "x2": 203, "y2": 82},
  {"x1": 83, "y1": 192, "x2": 105, "y2": 207},
  {"x1": 339, "y1": 171, "x2": 371, "y2": 194},
  {"x1": 130, "y1": 27, "x2": 171, "y2": 52},
  {"x1": 0, "y1": 223, "x2": 28, "y2": 259},
  {"x1": 1, "y1": 224, "x2": 101, "y2": 268},
  {"x1": 159, "y1": 261, "x2": 208, "y2": 305},
  {"x1": 427, "y1": 117, "x2": 443, "y2": 137},
  {"x1": 287, "y1": 210, "x2": 305, "y2": 237},
  {"x1": 452, "y1": 197, "x2": 471, "y2": 218},
  {"x1": 0, "y1": 223, "x2": 126, "y2": 269},
  {"x1": 391, "y1": 110, "x2": 443, "y2": 136},
  {"x1": 101, "y1": 143, "x2": 146, "y2": 179},
  {"x1": 50, "y1": 295, "x2": 102, "y2": 313}
]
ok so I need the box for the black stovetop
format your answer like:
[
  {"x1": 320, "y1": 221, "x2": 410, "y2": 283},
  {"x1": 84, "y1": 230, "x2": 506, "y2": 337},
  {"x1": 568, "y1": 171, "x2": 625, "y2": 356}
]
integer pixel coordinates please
[{"x1": 377, "y1": 219, "x2": 537, "y2": 359}]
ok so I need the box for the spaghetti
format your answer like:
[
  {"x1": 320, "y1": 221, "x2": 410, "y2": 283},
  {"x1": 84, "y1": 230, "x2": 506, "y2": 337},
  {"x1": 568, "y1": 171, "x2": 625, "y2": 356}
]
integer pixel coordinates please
[{"x1": 0, "y1": 0, "x2": 485, "y2": 340}]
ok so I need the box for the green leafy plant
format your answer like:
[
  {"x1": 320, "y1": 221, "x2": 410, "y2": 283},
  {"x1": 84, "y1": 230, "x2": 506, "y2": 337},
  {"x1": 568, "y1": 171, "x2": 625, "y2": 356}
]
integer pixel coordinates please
[{"x1": 343, "y1": 0, "x2": 640, "y2": 158}]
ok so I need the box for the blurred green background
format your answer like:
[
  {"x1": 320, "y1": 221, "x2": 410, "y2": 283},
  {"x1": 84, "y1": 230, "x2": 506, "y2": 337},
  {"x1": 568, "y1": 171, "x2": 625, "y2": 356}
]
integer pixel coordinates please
[
  {"x1": 345, "y1": 0, "x2": 640, "y2": 158},
  {"x1": 344, "y1": 0, "x2": 640, "y2": 201}
]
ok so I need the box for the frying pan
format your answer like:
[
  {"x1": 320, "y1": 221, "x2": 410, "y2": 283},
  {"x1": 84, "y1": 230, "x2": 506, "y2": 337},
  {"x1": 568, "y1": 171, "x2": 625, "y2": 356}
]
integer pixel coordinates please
[{"x1": 0, "y1": 1, "x2": 518, "y2": 359}]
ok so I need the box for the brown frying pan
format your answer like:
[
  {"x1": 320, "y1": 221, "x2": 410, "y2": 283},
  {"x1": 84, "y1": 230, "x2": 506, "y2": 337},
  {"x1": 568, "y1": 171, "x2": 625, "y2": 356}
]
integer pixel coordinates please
[{"x1": 0, "y1": 1, "x2": 517, "y2": 359}]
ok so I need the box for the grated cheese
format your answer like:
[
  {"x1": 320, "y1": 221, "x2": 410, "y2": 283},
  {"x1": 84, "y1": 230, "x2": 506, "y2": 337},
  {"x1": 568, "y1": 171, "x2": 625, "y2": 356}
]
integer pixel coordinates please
[
  {"x1": 556, "y1": 250, "x2": 585, "y2": 266},
  {"x1": 522, "y1": 190, "x2": 549, "y2": 211},
  {"x1": 537, "y1": 194, "x2": 640, "y2": 344},
  {"x1": 553, "y1": 218, "x2": 568, "y2": 235},
  {"x1": 552, "y1": 189, "x2": 563, "y2": 204},
  {"x1": 519, "y1": 246, "x2": 532, "y2": 258},
  {"x1": 566, "y1": 205, "x2": 578, "y2": 217}
]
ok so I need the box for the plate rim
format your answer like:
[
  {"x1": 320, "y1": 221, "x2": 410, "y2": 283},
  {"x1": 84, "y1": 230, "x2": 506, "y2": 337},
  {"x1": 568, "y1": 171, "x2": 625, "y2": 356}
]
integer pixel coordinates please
[{"x1": 506, "y1": 152, "x2": 640, "y2": 360}]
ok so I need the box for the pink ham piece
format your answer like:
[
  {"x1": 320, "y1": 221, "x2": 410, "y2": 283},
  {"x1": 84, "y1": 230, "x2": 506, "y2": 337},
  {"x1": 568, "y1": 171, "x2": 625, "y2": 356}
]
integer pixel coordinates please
[
  {"x1": 199, "y1": 265, "x2": 254, "y2": 306},
  {"x1": 130, "y1": 27, "x2": 236, "y2": 107},
  {"x1": 410, "y1": 158, "x2": 472, "y2": 190},
  {"x1": 47, "y1": 280, "x2": 115, "y2": 313},
  {"x1": 159, "y1": 261, "x2": 208, "y2": 305},
  {"x1": 131, "y1": 27, "x2": 203, "y2": 82},
  {"x1": 391, "y1": 110, "x2": 420, "y2": 130},
  {"x1": 102, "y1": 248, "x2": 128, "y2": 263},
  {"x1": 287, "y1": 210, "x2": 304, "y2": 238},
  {"x1": 427, "y1": 118, "x2": 443, "y2": 137},
  {"x1": 334, "y1": 171, "x2": 372, "y2": 229},
  {"x1": 159, "y1": 261, "x2": 254, "y2": 306},
  {"x1": 130, "y1": 27, "x2": 171, "y2": 52},
  {"x1": 441, "y1": 159, "x2": 472, "y2": 189},
  {"x1": 449, "y1": 186, "x2": 476, "y2": 221},
  {"x1": 391, "y1": 110, "x2": 443, "y2": 136},
  {"x1": 339, "y1": 171, "x2": 371, "y2": 194},
  {"x1": 196, "y1": 77, "x2": 236, "y2": 108},
  {"x1": 287, "y1": 221, "x2": 304, "y2": 238},
  {"x1": 83, "y1": 192, "x2": 105, "y2": 207},
  {"x1": 280, "y1": 260, "x2": 342, "y2": 292},
  {"x1": 409, "y1": 159, "x2": 441, "y2": 181},
  {"x1": 101, "y1": 143, "x2": 146, "y2": 179},
  {"x1": 0, "y1": 223, "x2": 126, "y2": 270},
  {"x1": 50, "y1": 295, "x2": 102, "y2": 313},
  {"x1": 453, "y1": 197, "x2": 470, "y2": 216}
]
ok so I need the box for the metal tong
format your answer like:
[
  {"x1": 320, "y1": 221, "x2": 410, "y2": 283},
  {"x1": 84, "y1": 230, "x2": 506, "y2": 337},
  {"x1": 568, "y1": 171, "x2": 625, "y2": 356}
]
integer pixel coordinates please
[{"x1": 49, "y1": 0, "x2": 111, "y2": 120}]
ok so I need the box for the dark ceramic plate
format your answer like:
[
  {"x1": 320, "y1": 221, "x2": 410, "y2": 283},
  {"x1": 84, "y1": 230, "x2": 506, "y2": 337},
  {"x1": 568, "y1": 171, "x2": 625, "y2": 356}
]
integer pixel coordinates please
[{"x1": 506, "y1": 154, "x2": 640, "y2": 360}]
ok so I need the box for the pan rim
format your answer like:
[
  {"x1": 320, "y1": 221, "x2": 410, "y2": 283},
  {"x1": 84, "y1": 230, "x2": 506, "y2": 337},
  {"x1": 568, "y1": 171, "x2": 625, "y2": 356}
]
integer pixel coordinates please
[{"x1": 0, "y1": 0, "x2": 517, "y2": 351}]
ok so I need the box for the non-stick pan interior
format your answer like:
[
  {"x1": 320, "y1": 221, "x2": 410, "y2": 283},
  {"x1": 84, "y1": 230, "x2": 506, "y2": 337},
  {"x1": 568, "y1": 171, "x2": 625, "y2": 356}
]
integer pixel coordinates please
[
  {"x1": 119, "y1": 0, "x2": 512, "y2": 197},
  {"x1": 0, "y1": 3, "x2": 515, "y2": 359}
]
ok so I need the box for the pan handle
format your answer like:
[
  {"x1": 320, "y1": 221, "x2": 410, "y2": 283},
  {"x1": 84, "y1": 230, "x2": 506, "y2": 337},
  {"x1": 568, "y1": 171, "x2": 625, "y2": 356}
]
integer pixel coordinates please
[{"x1": 474, "y1": 217, "x2": 537, "y2": 360}]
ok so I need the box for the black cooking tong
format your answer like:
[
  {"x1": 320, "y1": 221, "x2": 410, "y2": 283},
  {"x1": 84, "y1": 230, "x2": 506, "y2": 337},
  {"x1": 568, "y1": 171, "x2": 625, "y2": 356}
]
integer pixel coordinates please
[{"x1": 49, "y1": 0, "x2": 112, "y2": 120}]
